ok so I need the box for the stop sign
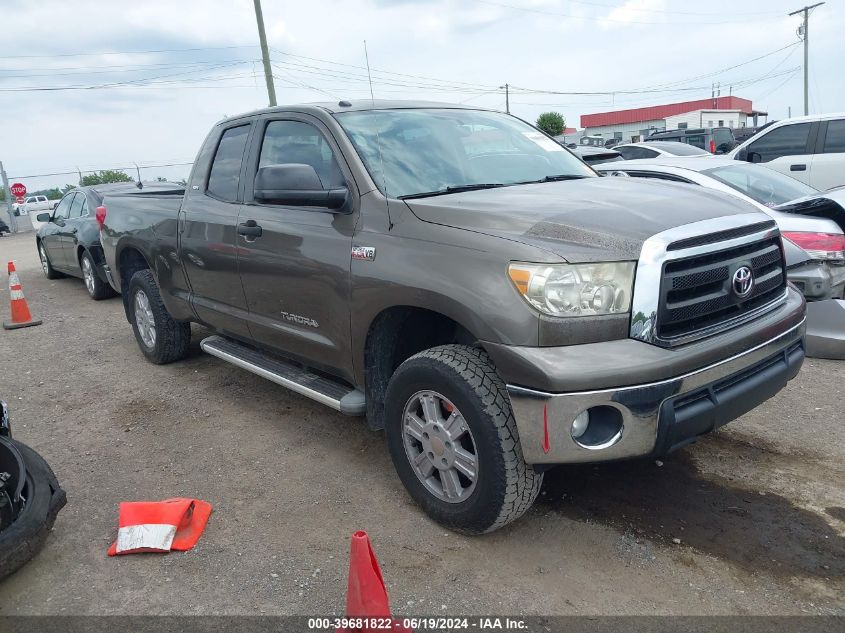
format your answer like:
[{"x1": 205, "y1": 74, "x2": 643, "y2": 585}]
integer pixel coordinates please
[{"x1": 10, "y1": 183, "x2": 26, "y2": 198}]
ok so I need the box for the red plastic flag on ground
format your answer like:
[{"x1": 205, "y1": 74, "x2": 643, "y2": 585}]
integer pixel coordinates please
[{"x1": 107, "y1": 498, "x2": 212, "y2": 556}]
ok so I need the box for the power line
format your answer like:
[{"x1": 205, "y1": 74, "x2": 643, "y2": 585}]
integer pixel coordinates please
[
  {"x1": 470, "y1": 0, "x2": 786, "y2": 26},
  {"x1": 0, "y1": 59, "x2": 260, "y2": 78},
  {"x1": 550, "y1": 0, "x2": 783, "y2": 17},
  {"x1": 0, "y1": 45, "x2": 257, "y2": 60},
  {"x1": 10, "y1": 162, "x2": 194, "y2": 180}
]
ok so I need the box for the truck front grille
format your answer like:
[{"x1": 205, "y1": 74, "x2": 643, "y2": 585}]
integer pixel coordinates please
[{"x1": 656, "y1": 236, "x2": 786, "y2": 341}]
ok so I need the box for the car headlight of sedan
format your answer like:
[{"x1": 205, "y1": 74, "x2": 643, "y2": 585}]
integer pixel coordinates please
[{"x1": 508, "y1": 261, "x2": 635, "y2": 317}]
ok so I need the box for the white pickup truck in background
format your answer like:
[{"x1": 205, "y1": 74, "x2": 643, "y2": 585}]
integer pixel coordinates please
[
  {"x1": 14, "y1": 195, "x2": 60, "y2": 231},
  {"x1": 14, "y1": 195, "x2": 59, "y2": 214}
]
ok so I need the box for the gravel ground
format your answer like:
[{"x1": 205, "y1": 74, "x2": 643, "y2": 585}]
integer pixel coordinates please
[{"x1": 0, "y1": 230, "x2": 843, "y2": 616}]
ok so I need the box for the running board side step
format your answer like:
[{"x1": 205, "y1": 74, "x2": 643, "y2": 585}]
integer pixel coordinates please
[{"x1": 200, "y1": 335, "x2": 366, "y2": 416}]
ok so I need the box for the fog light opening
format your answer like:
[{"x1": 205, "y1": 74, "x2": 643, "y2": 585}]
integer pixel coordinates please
[{"x1": 571, "y1": 406, "x2": 624, "y2": 450}]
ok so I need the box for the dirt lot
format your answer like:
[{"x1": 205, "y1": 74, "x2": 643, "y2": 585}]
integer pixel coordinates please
[{"x1": 0, "y1": 230, "x2": 843, "y2": 616}]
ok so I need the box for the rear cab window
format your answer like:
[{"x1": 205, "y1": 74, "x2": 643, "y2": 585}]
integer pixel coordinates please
[{"x1": 207, "y1": 124, "x2": 251, "y2": 202}]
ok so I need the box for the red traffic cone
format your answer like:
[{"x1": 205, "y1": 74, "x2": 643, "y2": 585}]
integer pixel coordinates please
[
  {"x1": 3, "y1": 261, "x2": 42, "y2": 330},
  {"x1": 107, "y1": 498, "x2": 212, "y2": 556},
  {"x1": 337, "y1": 531, "x2": 412, "y2": 632}
]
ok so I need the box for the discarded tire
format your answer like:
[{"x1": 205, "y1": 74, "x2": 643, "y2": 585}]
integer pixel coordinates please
[{"x1": 0, "y1": 437, "x2": 67, "y2": 581}]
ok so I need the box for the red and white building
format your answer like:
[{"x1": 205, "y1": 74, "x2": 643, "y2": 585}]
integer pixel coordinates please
[{"x1": 580, "y1": 96, "x2": 768, "y2": 143}]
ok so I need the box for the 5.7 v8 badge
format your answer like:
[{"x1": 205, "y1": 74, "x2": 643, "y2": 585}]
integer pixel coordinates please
[{"x1": 351, "y1": 246, "x2": 376, "y2": 261}]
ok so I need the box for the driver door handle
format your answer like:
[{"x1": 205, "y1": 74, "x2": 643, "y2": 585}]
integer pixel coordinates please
[
  {"x1": 237, "y1": 220, "x2": 263, "y2": 239},
  {"x1": 790, "y1": 164, "x2": 806, "y2": 171}
]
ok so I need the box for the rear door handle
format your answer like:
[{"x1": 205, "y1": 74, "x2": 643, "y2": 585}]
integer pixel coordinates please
[
  {"x1": 237, "y1": 220, "x2": 263, "y2": 239},
  {"x1": 790, "y1": 164, "x2": 807, "y2": 171}
]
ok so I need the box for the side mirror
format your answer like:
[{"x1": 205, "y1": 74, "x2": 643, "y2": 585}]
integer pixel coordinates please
[
  {"x1": 36, "y1": 213, "x2": 51, "y2": 222},
  {"x1": 748, "y1": 151, "x2": 763, "y2": 164},
  {"x1": 254, "y1": 163, "x2": 349, "y2": 211}
]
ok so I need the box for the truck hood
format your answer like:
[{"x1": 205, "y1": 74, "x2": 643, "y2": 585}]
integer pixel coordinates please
[{"x1": 404, "y1": 177, "x2": 766, "y2": 261}]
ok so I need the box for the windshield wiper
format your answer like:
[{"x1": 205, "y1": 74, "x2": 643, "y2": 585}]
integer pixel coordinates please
[
  {"x1": 517, "y1": 174, "x2": 589, "y2": 184},
  {"x1": 399, "y1": 183, "x2": 505, "y2": 199}
]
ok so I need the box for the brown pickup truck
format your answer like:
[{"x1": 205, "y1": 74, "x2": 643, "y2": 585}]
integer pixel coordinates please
[{"x1": 98, "y1": 101, "x2": 806, "y2": 534}]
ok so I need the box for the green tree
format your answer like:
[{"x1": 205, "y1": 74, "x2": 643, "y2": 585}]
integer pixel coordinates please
[
  {"x1": 535, "y1": 112, "x2": 566, "y2": 137},
  {"x1": 80, "y1": 170, "x2": 133, "y2": 186}
]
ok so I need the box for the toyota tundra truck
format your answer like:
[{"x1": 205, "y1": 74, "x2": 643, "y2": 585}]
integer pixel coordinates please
[{"x1": 97, "y1": 101, "x2": 806, "y2": 534}]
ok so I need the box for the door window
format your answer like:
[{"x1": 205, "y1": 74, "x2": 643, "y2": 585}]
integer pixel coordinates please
[
  {"x1": 207, "y1": 124, "x2": 250, "y2": 202},
  {"x1": 747, "y1": 123, "x2": 811, "y2": 162},
  {"x1": 54, "y1": 193, "x2": 74, "y2": 220},
  {"x1": 68, "y1": 193, "x2": 85, "y2": 218},
  {"x1": 823, "y1": 119, "x2": 845, "y2": 154},
  {"x1": 258, "y1": 120, "x2": 346, "y2": 189}
]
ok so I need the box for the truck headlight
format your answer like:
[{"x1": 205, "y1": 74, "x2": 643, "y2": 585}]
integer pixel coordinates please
[{"x1": 508, "y1": 261, "x2": 635, "y2": 317}]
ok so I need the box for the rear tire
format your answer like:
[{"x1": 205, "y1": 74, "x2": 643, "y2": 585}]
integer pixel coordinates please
[
  {"x1": 38, "y1": 243, "x2": 63, "y2": 280},
  {"x1": 0, "y1": 440, "x2": 67, "y2": 581},
  {"x1": 385, "y1": 344, "x2": 542, "y2": 534},
  {"x1": 127, "y1": 269, "x2": 191, "y2": 364},
  {"x1": 80, "y1": 250, "x2": 117, "y2": 300}
]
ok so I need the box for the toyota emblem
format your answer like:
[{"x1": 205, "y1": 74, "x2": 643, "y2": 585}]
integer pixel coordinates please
[{"x1": 732, "y1": 266, "x2": 754, "y2": 298}]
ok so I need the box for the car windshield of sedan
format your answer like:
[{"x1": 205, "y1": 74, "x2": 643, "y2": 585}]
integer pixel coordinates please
[
  {"x1": 335, "y1": 108, "x2": 595, "y2": 199},
  {"x1": 703, "y1": 163, "x2": 818, "y2": 207}
]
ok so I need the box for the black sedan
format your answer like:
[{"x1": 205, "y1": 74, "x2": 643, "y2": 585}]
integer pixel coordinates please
[{"x1": 35, "y1": 183, "x2": 146, "y2": 299}]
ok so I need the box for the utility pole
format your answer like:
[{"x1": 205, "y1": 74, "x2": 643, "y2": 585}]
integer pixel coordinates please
[
  {"x1": 0, "y1": 161, "x2": 18, "y2": 234},
  {"x1": 253, "y1": 0, "x2": 277, "y2": 107},
  {"x1": 789, "y1": 2, "x2": 824, "y2": 116},
  {"x1": 499, "y1": 83, "x2": 510, "y2": 114}
]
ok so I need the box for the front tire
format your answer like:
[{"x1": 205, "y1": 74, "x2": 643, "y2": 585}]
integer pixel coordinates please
[
  {"x1": 80, "y1": 251, "x2": 116, "y2": 300},
  {"x1": 38, "y1": 243, "x2": 63, "y2": 280},
  {"x1": 127, "y1": 269, "x2": 191, "y2": 364},
  {"x1": 385, "y1": 345, "x2": 542, "y2": 534}
]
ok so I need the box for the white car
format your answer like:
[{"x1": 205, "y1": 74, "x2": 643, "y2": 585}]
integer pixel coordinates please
[
  {"x1": 597, "y1": 156, "x2": 845, "y2": 358},
  {"x1": 614, "y1": 141, "x2": 710, "y2": 160},
  {"x1": 14, "y1": 195, "x2": 59, "y2": 231},
  {"x1": 727, "y1": 112, "x2": 845, "y2": 191},
  {"x1": 595, "y1": 157, "x2": 844, "y2": 296},
  {"x1": 15, "y1": 195, "x2": 58, "y2": 214}
]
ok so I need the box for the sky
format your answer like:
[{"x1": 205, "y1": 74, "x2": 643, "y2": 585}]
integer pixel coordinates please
[{"x1": 0, "y1": 0, "x2": 842, "y2": 193}]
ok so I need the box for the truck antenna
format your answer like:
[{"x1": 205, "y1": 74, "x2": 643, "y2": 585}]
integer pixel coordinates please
[
  {"x1": 363, "y1": 40, "x2": 393, "y2": 229},
  {"x1": 133, "y1": 162, "x2": 143, "y2": 189},
  {"x1": 363, "y1": 40, "x2": 375, "y2": 104}
]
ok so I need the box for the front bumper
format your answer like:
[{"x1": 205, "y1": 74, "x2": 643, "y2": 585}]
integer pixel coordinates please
[
  {"x1": 504, "y1": 317, "x2": 806, "y2": 465},
  {"x1": 805, "y1": 299, "x2": 845, "y2": 359},
  {"x1": 788, "y1": 260, "x2": 845, "y2": 301}
]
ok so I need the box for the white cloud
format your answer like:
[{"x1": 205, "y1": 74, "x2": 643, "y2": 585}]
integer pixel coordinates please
[{"x1": 0, "y1": 0, "x2": 841, "y2": 192}]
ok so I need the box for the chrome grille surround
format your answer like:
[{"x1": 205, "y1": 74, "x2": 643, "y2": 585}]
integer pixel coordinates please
[{"x1": 630, "y1": 213, "x2": 787, "y2": 347}]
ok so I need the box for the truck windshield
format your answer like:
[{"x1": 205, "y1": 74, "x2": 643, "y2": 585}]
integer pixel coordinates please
[
  {"x1": 335, "y1": 108, "x2": 594, "y2": 199},
  {"x1": 703, "y1": 163, "x2": 818, "y2": 207}
]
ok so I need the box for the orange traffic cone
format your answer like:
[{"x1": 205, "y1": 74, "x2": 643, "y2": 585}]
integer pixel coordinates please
[
  {"x1": 337, "y1": 531, "x2": 412, "y2": 632},
  {"x1": 3, "y1": 261, "x2": 42, "y2": 330},
  {"x1": 107, "y1": 498, "x2": 212, "y2": 556}
]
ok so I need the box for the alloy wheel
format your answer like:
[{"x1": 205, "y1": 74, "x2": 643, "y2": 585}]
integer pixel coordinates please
[
  {"x1": 402, "y1": 390, "x2": 479, "y2": 504},
  {"x1": 133, "y1": 290, "x2": 157, "y2": 349}
]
